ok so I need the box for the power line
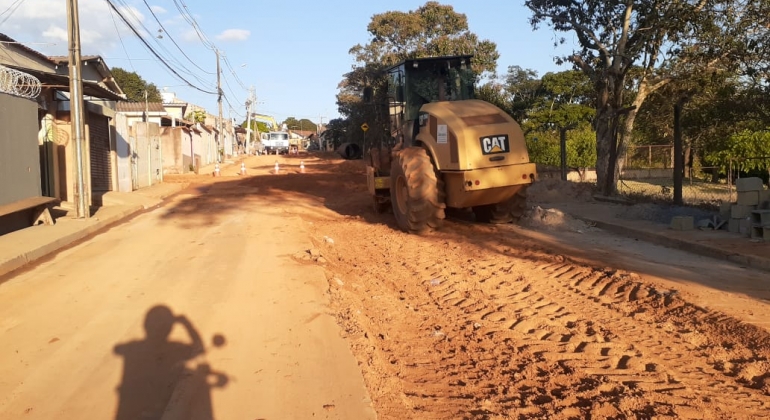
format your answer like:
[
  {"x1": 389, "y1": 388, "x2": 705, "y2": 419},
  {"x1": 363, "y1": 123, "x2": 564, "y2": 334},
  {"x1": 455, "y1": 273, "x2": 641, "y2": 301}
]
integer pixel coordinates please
[
  {"x1": 171, "y1": 0, "x2": 216, "y2": 50},
  {"x1": 140, "y1": 0, "x2": 215, "y2": 75},
  {"x1": 107, "y1": 5, "x2": 135, "y2": 72},
  {"x1": 112, "y1": 0, "x2": 212, "y2": 87},
  {"x1": 104, "y1": 0, "x2": 217, "y2": 94},
  {"x1": 222, "y1": 54, "x2": 249, "y2": 90},
  {"x1": 0, "y1": 0, "x2": 26, "y2": 25}
]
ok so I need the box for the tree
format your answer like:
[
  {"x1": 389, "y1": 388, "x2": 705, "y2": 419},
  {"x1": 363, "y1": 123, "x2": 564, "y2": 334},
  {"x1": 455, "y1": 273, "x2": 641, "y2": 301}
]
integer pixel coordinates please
[
  {"x1": 525, "y1": 0, "x2": 749, "y2": 195},
  {"x1": 504, "y1": 66, "x2": 542, "y2": 124},
  {"x1": 281, "y1": 117, "x2": 317, "y2": 133},
  {"x1": 706, "y1": 130, "x2": 770, "y2": 183},
  {"x1": 339, "y1": 1, "x2": 500, "y2": 148},
  {"x1": 112, "y1": 67, "x2": 162, "y2": 102},
  {"x1": 567, "y1": 127, "x2": 598, "y2": 181},
  {"x1": 186, "y1": 110, "x2": 206, "y2": 124},
  {"x1": 323, "y1": 118, "x2": 348, "y2": 149},
  {"x1": 525, "y1": 70, "x2": 594, "y2": 133},
  {"x1": 349, "y1": 1, "x2": 499, "y2": 76}
]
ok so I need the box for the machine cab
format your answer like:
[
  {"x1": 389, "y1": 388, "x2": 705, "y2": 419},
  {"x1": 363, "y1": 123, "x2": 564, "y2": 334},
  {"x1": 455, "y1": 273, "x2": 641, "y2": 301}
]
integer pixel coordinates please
[{"x1": 385, "y1": 55, "x2": 476, "y2": 145}]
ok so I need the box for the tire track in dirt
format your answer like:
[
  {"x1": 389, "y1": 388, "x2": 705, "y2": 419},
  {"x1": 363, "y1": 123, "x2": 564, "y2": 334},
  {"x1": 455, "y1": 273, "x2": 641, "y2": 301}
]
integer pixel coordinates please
[{"x1": 307, "y1": 215, "x2": 770, "y2": 419}]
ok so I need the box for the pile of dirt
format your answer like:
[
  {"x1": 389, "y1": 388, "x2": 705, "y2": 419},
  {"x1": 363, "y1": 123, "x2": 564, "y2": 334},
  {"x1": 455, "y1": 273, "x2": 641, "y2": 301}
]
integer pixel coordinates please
[
  {"x1": 521, "y1": 205, "x2": 595, "y2": 233},
  {"x1": 529, "y1": 178, "x2": 594, "y2": 203}
]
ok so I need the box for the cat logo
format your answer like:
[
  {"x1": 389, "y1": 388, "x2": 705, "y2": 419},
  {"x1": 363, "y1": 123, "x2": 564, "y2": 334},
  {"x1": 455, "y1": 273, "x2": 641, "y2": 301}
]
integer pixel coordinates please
[{"x1": 480, "y1": 135, "x2": 509, "y2": 155}]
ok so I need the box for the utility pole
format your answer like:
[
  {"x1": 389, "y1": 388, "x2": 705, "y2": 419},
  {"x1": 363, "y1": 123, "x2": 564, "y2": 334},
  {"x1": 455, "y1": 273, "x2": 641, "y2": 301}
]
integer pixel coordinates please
[
  {"x1": 66, "y1": 0, "x2": 88, "y2": 219},
  {"x1": 317, "y1": 114, "x2": 325, "y2": 149},
  {"x1": 216, "y1": 49, "x2": 223, "y2": 163},
  {"x1": 245, "y1": 86, "x2": 253, "y2": 155}
]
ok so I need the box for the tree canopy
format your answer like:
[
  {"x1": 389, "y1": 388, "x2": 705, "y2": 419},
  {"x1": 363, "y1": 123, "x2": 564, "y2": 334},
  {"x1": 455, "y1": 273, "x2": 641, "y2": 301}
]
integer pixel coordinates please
[
  {"x1": 112, "y1": 67, "x2": 161, "y2": 103},
  {"x1": 525, "y1": 0, "x2": 763, "y2": 195},
  {"x1": 281, "y1": 117, "x2": 317, "y2": 133},
  {"x1": 337, "y1": 2, "x2": 500, "y2": 149},
  {"x1": 349, "y1": 1, "x2": 499, "y2": 76}
]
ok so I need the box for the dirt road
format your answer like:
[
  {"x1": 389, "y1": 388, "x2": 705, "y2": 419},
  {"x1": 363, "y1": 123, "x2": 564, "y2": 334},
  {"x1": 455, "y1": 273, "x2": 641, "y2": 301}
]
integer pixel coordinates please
[
  {"x1": 0, "y1": 164, "x2": 376, "y2": 420},
  {"x1": 2, "y1": 153, "x2": 769, "y2": 419}
]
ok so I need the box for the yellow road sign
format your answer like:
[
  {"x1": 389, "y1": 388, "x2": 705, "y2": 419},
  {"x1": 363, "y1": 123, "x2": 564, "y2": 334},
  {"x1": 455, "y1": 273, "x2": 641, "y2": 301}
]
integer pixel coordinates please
[{"x1": 361, "y1": 123, "x2": 369, "y2": 132}]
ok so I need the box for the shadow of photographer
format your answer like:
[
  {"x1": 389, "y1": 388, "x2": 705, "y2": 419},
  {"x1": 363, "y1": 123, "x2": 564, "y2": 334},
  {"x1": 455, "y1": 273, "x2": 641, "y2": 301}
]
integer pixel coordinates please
[{"x1": 113, "y1": 305, "x2": 228, "y2": 420}]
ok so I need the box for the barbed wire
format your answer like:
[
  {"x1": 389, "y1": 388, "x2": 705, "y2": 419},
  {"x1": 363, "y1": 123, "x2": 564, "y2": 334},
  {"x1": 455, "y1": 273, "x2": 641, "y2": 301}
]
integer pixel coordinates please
[{"x1": 0, "y1": 64, "x2": 41, "y2": 99}]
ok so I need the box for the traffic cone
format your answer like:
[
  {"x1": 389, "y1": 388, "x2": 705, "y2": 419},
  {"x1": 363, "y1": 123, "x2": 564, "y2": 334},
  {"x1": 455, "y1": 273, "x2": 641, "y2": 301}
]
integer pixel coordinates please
[
  {"x1": 300, "y1": 161, "x2": 305, "y2": 173},
  {"x1": 213, "y1": 163, "x2": 220, "y2": 177},
  {"x1": 240, "y1": 162, "x2": 247, "y2": 175},
  {"x1": 274, "y1": 161, "x2": 280, "y2": 174}
]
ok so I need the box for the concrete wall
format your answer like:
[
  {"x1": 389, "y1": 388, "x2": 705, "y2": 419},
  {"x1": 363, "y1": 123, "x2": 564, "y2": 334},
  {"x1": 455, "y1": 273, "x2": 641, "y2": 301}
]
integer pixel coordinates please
[
  {"x1": 537, "y1": 168, "x2": 597, "y2": 182},
  {"x1": 0, "y1": 93, "x2": 42, "y2": 206},
  {"x1": 132, "y1": 123, "x2": 162, "y2": 189},
  {"x1": 621, "y1": 168, "x2": 674, "y2": 179},
  {"x1": 114, "y1": 113, "x2": 132, "y2": 192},
  {"x1": 160, "y1": 127, "x2": 189, "y2": 174},
  {"x1": 537, "y1": 167, "x2": 674, "y2": 182}
]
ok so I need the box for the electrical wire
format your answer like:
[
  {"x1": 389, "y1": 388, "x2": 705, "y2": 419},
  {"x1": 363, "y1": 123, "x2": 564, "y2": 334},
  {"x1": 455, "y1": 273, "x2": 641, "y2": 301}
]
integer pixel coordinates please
[
  {"x1": 112, "y1": 0, "x2": 212, "y2": 87},
  {"x1": 140, "y1": 0, "x2": 215, "y2": 75},
  {"x1": 0, "y1": 0, "x2": 26, "y2": 25},
  {"x1": 108, "y1": 4, "x2": 136, "y2": 72},
  {"x1": 104, "y1": 0, "x2": 217, "y2": 94},
  {"x1": 171, "y1": 0, "x2": 216, "y2": 50},
  {"x1": 222, "y1": 54, "x2": 249, "y2": 90}
]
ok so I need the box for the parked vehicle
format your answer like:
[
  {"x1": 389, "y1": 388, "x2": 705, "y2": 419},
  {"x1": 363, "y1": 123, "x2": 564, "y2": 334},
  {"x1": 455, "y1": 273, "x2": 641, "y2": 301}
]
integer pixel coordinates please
[
  {"x1": 261, "y1": 131, "x2": 290, "y2": 154},
  {"x1": 364, "y1": 55, "x2": 537, "y2": 233}
]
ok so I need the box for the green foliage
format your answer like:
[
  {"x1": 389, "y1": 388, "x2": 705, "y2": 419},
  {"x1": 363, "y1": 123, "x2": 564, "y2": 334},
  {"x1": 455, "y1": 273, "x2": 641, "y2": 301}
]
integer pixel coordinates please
[
  {"x1": 240, "y1": 121, "x2": 269, "y2": 143},
  {"x1": 567, "y1": 127, "x2": 597, "y2": 169},
  {"x1": 525, "y1": 70, "x2": 594, "y2": 133},
  {"x1": 526, "y1": 131, "x2": 560, "y2": 167},
  {"x1": 323, "y1": 118, "x2": 348, "y2": 149},
  {"x1": 349, "y1": 1, "x2": 499, "y2": 76},
  {"x1": 186, "y1": 109, "x2": 206, "y2": 124},
  {"x1": 526, "y1": 127, "x2": 597, "y2": 170},
  {"x1": 476, "y1": 82, "x2": 512, "y2": 117},
  {"x1": 281, "y1": 117, "x2": 318, "y2": 133},
  {"x1": 112, "y1": 67, "x2": 161, "y2": 103},
  {"x1": 338, "y1": 1, "x2": 500, "y2": 145},
  {"x1": 525, "y1": 0, "x2": 753, "y2": 194},
  {"x1": 706, "y1": 130, "x2": 770, "y2": 173},
  {"x1": 505, "y1": 66, "x2": 541, "y2": 123}
]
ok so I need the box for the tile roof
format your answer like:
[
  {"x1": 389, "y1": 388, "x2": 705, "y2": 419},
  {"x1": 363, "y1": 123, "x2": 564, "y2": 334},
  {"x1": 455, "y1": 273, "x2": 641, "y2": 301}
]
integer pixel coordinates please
[
  {"x1": 48, "y1": 55, "x2": 101, "y2": 65},
  {"x1": 0, "y1": 33, "x2": 55, "y2": 65},
  {"x1": 116, "y1": 102, "x2": 167, "y2": 113}
]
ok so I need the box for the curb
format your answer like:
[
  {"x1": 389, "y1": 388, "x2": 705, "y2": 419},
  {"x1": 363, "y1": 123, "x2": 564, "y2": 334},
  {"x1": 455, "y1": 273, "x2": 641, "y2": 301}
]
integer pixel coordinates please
[
  {"x1": 575, "y1": 215, "x2": 770, "y2": 274},
  {"x1": 0, "y1": 205, "x2": 145, "y2": 279},
  {"x1": 0, "y1": 183, "x2": 187, "y2": 280}
]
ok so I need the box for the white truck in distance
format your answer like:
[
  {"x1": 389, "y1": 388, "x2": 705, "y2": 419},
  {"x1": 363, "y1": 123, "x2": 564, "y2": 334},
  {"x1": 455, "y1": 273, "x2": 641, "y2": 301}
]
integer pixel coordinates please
[{"x1": 261, "y1": 131, "x2": 290, "y2": 155}]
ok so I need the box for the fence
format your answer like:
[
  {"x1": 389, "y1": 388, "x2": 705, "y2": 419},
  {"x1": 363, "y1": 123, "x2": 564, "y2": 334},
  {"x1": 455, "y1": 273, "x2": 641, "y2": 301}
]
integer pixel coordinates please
[
  {"x1": 624, "y1": 144, "x2": 673, "y2": 170},
  {"x1": 616, "y1": 145, "x2": 757, "y2": 209}
]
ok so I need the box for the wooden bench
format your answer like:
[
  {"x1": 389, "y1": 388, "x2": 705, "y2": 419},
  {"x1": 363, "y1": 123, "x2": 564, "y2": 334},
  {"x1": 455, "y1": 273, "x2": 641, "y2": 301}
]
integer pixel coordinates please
[{"x1": 0, "y1": 196, "x2": 58, "y2": 227}]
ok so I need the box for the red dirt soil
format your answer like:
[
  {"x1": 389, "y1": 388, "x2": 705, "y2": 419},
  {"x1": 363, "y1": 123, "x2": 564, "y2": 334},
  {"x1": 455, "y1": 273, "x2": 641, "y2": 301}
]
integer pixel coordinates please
[{"x1": 181, "y1": 154, "x2": 770, "y2": 419}]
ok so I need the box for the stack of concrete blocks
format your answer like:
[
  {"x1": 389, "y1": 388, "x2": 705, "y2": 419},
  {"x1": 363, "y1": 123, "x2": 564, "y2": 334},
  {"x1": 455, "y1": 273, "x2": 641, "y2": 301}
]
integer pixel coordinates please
[
  {"x1": 726, "y1": 177, "x2": 770, "y2": 238},
  {"x1": 671, "y1": 216, "x2": 694, "y2": 231}
]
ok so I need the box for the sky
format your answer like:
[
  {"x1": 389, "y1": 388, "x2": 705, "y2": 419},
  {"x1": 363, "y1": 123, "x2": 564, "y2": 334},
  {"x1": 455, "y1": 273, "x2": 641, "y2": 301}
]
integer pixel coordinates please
[{"x1": 0, "y1": 0, "x2": 577, "y2": 126}]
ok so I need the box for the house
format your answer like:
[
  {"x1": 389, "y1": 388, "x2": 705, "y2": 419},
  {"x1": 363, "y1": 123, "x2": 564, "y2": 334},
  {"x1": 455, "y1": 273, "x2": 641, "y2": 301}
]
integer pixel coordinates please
[
  {"x1": 0, "y1": 33, "x2": 125, "y2": 228},
  {"x1": 115, "y1": 102, "x2": 168, "y2": 127}
]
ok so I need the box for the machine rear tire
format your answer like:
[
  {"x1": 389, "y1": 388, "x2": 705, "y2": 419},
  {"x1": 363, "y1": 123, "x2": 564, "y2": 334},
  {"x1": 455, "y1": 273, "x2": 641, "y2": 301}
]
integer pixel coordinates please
[
  {"x1": 390, "y1": 147, "x2": 445, "y2": 233},
  {"x1": 474, "y1": 186, "x2": 529, "y2": 224}
]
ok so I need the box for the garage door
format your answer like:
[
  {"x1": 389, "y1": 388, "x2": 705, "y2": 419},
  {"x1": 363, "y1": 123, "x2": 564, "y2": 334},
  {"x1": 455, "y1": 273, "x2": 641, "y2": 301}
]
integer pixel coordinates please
[{"x1": 89, "y1": 114, "x2": 112, "y2": 192}]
